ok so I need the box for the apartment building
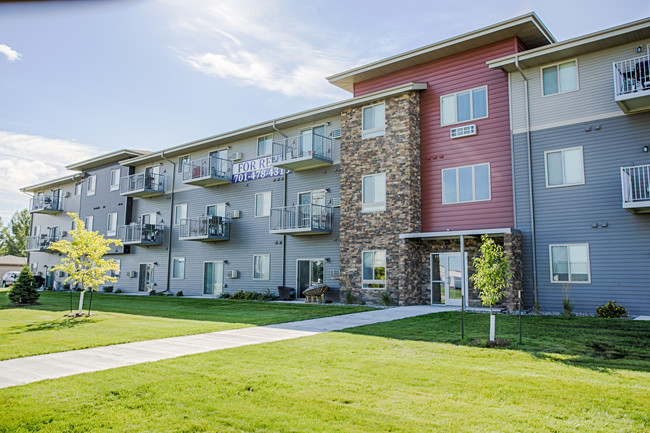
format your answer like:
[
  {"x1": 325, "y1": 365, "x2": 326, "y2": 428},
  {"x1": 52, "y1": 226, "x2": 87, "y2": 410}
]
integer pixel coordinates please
[{"x1": 22, "y1": 14, "x2": 650, "y2": 315}]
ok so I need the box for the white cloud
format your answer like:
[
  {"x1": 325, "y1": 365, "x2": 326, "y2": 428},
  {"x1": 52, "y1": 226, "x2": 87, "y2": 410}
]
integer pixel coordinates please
[
  {"x1": 0, "y1": 131, "x2": 101, "y2": 222},
  {"x1": 0, "y1": 44, "x2": 21, "y2": 62}
]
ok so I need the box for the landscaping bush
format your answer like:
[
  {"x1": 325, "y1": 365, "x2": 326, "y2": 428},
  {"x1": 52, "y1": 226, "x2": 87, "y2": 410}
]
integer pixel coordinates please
[
  {"x1": 102, "y1": 286, "x2": 114, "y2": 293},
  {"x1": 228, "y1": 290, "x2": 274, "y2": 301},
  {"x1": 597, "y1": 301, "x2": 629, "y2": 318},
  {"x1": 7, "y1": 266, "x2": 40, "y2": 305},
  {"x1": 114, "y1": 288, "x2": 122, "y2": 293},
  {"x1": 148, "y1": 290, "x2": 157, "y2": 296},
  {"x1": 176, "y1": 290, "x2": 184, "y2": 297},
  {"x1": 380, "y1": 290, "x2": 392, "y2": 306},
  {"x1": 344, "y1": 288, "x2": 355, "y2": 305}
]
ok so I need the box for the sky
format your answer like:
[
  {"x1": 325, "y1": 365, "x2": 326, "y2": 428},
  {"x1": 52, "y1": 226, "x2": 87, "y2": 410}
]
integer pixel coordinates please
[{"x1": 1, "y1": 0, "x2": 649, "y2": 223}]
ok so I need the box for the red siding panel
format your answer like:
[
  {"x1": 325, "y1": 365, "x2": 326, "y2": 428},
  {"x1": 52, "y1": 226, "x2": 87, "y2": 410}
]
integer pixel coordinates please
[{"x1": 354, "y1": 39, "x2": 517, "y2": 232}]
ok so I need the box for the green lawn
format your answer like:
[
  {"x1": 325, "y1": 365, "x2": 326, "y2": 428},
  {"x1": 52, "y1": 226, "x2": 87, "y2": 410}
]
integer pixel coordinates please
[
  {"x1": 0, "y1": 291, "x2": 372, "y2": 360},
  {"x1": 1, "y1": 312, "x2": 648, "y2": 432}
]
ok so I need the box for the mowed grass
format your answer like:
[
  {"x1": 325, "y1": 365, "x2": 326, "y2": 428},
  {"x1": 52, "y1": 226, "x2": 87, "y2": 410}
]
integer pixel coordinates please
[
  {"x1": 0, "y1": 313, "x2": 649, "y2": 432},
  {"x1": 0, "y1": 291, "x2": 372, "y2": 360}
]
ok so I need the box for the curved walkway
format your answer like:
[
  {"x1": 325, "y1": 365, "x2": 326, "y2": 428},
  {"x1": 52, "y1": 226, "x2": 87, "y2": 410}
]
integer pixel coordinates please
[{"x1": 0, "y1": 305, "x2": 457, "y2": 389}]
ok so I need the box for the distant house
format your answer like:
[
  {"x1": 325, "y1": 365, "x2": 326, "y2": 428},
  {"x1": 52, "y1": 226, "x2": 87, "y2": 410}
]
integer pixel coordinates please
[{"x1": 0, "y1": 255, "x2": 27, "y2": 276}]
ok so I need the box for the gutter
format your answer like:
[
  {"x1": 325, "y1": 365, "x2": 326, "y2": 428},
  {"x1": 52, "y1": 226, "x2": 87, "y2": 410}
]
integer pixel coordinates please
[
  {"x1": 159, "y1": 150, "x2": 176, "y2": 293},
  {"x1": 273, "y1": 120, "x2": 288, "y2": 290},
  {"x1": 514, "y1": 56, "x2": 539, "y2": 310}
]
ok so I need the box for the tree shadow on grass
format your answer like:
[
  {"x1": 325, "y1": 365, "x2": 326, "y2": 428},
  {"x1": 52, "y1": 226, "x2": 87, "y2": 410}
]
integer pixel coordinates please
[
  {"x1": 8, "y1": 317, "x2": 97, "y2": 334},
  {"x1": 343, "y1": 311, "x2": 650, "y2": 373}
]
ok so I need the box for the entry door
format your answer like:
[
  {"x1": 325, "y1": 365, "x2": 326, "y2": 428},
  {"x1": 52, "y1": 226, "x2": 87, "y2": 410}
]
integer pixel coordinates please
[
  {"x1": 430, "y1": 253, "x2": 467, "y2": 306},
  {"x1": 206, "y1": 203, "x2": 226, "y2": 217},
  {"x1": 299, "y1": 125, "x2": 325, "y2": 156},
  {"x1": 144, "y1": 166, "x2": 159, "y2": 188},
  {"x1": 203, "y1": 262, "x2": 224, "y2": 296},
  {"x1": 297, "y1": 259, "x2": 324, "y2": 297},
  {"x1": 210, "y1": 149, "x2": 229, "y2": 176},
  {"x1": 138, "y1": 263, "x2": 154, "y2": 292}
]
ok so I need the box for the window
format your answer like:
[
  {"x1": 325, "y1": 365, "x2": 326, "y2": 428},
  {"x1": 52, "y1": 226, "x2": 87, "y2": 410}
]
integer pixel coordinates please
[
  {"x1": 362, "y1": 250, "x2": 386, "y2": 289},
  {"x1": 441, "y1": 86, "x2": 488, "y2": 126},
  {"x1": 107, "y1": 212, "x2": 118, "y2": 236},
  {"x1": 545, "y1": 147, "x2": 584, "y2": 187},
  {"x1": 87, "y1": 175, "x2": 96, "y2": 196},
  {"x1": 111, "y1": 259, "x2": 121, "y2": 278},
  {"x1": 74, "y1": 182, "x2": 81, "y2": 196},
  {"x1": 110, "y1": 169, "x2": 120, "y2": 191},
  {"x1": 257, "y1": 134, "x2": 273, "y2": 156},
  {"x1": 172, "y1": 258, "x2": 185, "y2": 279},
  {"x1": 253, "y1": 254, "x2": 270, "y2": 280},
  {"x1": 255, "y1": 192, "x2": 271, "y2": 217},
  {"x1": 84, "y1": 215, "x2": 94, "y2": 231},
  {"x1": 174, "y1": 203, "x2": 187, "y2": 225},
  {"x1": 178, "y1": 155, "x2": 189, "y2": 174},
  {"x1": 362, "y1": 103, "x2": 385, "y2": 139},
  {"x1": 442, "y1": 163, "x2": 490, "y2": 204},
  {"x1": 550, "y1": 244, "x2": 590, "y2": 283},
  {"x1": 362, "y1": 173, "x2": 386, "y2": 212},
  {"x1": 542, "y1": 60, "x2": 578, "y2": 96}
]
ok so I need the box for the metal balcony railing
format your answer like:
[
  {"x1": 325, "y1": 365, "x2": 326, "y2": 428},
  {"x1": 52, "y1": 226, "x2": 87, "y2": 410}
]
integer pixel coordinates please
[
  {"x1": 271, "y1": 132, "x2": 333, "y2": 171},
  {"x1": 182, "y1": 156, "x2": 233, "y2": 185},
  {"x1": 117, "y1": 223, "x2": 164, "y2": 245},
  {"x1": 25, "y1": 234, "x2": 59, "y2": 252},
  {"x1": 179, "y1": 216, "x2": 230, "y2": 241},
  {"x1": 613, "y1": 54, "x2": 650, "y2": 97},
  {"x1": 120, "y1": 172, "x2": 165, "y2": 196},
  {"x1": 621, "y1": 164, "x2": 650, "y2": 211},
  {"x1": 29, "y1": 196, "x2": 63, "y2": 213},
  {"x1": 269, "y1": 204, "x2": 332, "y2": 234}
]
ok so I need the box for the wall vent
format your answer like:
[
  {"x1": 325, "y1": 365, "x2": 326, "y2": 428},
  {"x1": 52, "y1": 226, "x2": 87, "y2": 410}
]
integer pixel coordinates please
[
  {"x1": 226, "y1": 270, "x2": 239, "y2": 279},
  {"x1": 331, "y1": 128, "x2": 342, "y2": 139},
  {"x1": 330, "y1": 269, "x2": 340, "y2": 280},
  {"x1": 450, "y1": 124, "x2": 477, "y2": 139}
]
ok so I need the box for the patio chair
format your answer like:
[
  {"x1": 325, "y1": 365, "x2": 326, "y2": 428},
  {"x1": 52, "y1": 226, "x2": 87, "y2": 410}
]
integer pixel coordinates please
[{"x1": 302, "y1": 284, "x2": 328, "y2": 304}]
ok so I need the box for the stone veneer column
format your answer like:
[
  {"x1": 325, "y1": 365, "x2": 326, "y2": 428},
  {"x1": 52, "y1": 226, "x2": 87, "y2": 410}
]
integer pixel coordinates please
[{"x1": 339, "y1": 92, "x2": 422, "y2": 305}]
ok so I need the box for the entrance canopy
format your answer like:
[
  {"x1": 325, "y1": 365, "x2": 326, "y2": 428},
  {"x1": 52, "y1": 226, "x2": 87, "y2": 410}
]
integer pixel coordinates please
[{"x1": 399, "y1": 227, "x2": 516, "y2": 240}]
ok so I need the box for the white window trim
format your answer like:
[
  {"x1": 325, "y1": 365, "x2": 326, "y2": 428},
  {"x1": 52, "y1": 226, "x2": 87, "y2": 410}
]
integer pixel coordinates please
[
  {"x1": 172, "y1": 257, "x2": 185, "y2": 280},
  {"x1": 141, "y1": 212, "x2": 156, "y2": 225},
  {"x1": 254, "y1": 191, "x2": 272, "y2": 218},
  {"x1": 87, "y1": 175, "x2": 96, "y2": 196},
  {"x1": 257, "y1": 133, "x2": 273, "y2": 157},
  {"x1": 84, "y1": 215, "x2": 94, "y2": 231},
  {"x1": 544, "y1": 146, "x2": 585, "y2": 188},
  {"x1": 440, "y1": 85, "x2": 489, "y2": 127},
  {"x1": 362, "y1": 102, "x2": 385, "y2": 139},
  {"x1": 295, "y1": 258, "x2": 326, "y2": 289},
  {"x1": 540, "y1": 59, "x2": 579, "y2": 97},
  {"x1": 361, "y1": 173, "x2": 386, "y2": 213},
  {"x1": 253, "y1": 254, "x2": 271, "y2": 280},
  {"x1": 174, "y1": 203, "x2": 188, "y2": 226},
  {"x1": 441, "y1": 163, "x2": 491, "y2": 205},
  {"x1": 549, "y1": 243, "x2": 591, "y2": 284},
  {"x1": 74, "y1": 182, "x2": 81, "y2": 196},
  {"x1": 109, "y1": 169, "x2": 120, "y2": 191},
  {"x1": 362, "y1": 250, "x2": 386, "y2": 289},
  {"x1": 107, "y1": 212, "x2": 118, "y2": 236}
]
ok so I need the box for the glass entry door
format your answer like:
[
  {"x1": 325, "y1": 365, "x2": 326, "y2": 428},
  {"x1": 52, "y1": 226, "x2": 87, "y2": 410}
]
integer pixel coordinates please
[
  {"x1": 204, "y1": 261, "x2": 224, "y2": 296},
  {"x1": 297, "y1": 259, "x2": 324, "y2": 298},
  {"x1": 138, "y1": 263, "x2": 154, "y2": 292},
  {"x1": 430, "y1": 253, "x2": 467, "y2": 306}
]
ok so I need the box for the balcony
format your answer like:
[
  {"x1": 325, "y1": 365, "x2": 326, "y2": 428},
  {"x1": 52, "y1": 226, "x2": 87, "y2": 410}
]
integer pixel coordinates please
[
  {"x1": 621, "y1": 164, "x2": 650, "y2": 213},
  {"x1": 271, "y1": 132, "x2": 333, "y2": 172},
  {"x1": 117, "y1": 223, "x2": 164, "y2": 245},
  {"x1": 613, "y1": 54, "x2": 650, "y2": 113},
  {"x1": 25, "y1": 235, "x2": 59, "y2": 252},
  {"x1": 182, "y1": 156, "x2": 233, "y2": 187},
  {"x1": 29, "y1": 196, "x2": 63, "y2": 214},
  {"x1": 179, "y1": 216, "x2": 230, "y2": 241},
  {"x1": 269, "y1": 204, "x2": 332, "y2": 235},
  {"x1": 120, "y1": 173, "x2": 165, "y2": 198}
]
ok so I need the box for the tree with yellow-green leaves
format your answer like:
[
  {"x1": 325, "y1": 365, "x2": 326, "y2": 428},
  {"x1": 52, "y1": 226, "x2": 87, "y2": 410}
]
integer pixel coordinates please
[{"x1": 48, "y1": 213, "x2": 122, "y2": 316}]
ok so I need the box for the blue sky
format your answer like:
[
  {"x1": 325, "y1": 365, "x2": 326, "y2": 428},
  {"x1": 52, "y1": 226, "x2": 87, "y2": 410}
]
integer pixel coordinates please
[{"x1": 1, "y1": 0, "x2": 649, "y2": 222}]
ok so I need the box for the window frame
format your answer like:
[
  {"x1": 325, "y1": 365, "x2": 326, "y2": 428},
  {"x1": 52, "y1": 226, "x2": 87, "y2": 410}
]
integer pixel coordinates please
[
  {"x1": 87, "y1": 175, "x2": 96, "y2": 196},
  {"x1": 109, "y1": 169, "x2": 120, "y2": 191},
  {"x1": 84, "y1": 215, "x2": 94, "y2": 231},
  {"x1": 106, "y1": 212, "x2": 118, "y2": 236},
  {"x1": 362, "y1": 250, "x2": 386, "y2": 289},
  {"x1": 178, "y1": 155, "x2": 190, "y2": 174},
  {"x1": 174, "y1": 203, "x2": 188, "y2": 226},
  {"x1": 544, "y1": 146, "x2": 585, "y2": 188},
  {"x1": 540, "y1": 59, "x2": 579, "y2": 97},
  {"x1": 549, "y1": 243, "x2": 591, "y2": 284},
  {"x1": 440, "y1": 85, "x2": 488, "y2": 126},
  {"x1": 172, "y1": 257, "x2": 185, "y2": 280},
  {"x1": 254, "y1": 191, "x2": 271, "y2": 218},
  {"x1": 361, "y1": 173, "x2": 386, "y2": 213},
  {"x1": 257, "y1": 133, "x2": 273, "y2": 157},
  {"x1": 441, "y1": 163, "x2": 491, "y2": 204},
  {"x1": 253, "y1": 254, "x2": 270, "y2": 280},
  {"x1": 361, "y1": 102, "x2": 386, "y2": 139},
  {"x1": 74, "y1": 182, "x2": 81, "y2": 196}
]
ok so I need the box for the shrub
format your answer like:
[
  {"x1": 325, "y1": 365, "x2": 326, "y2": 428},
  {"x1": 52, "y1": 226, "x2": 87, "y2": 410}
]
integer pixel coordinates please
[
  {"x1": 114, "y1": 288, "x2": 122, "y2": 293},
  {"x1": 218, "y1": 292, "x2": 230, "y2": 299},
  {"x1": 562, "y1": 284, "x2": 573, "y2": 316},
  {"x1": 102, "y1": 286, "x2": 114, "y2": 293},
  {"x1": 228, "y1": 290, "x2": 274, "y2": 301},
  {"x1": 7, "y1": 266, "x2": 40, "y2": 305},
  {"x1": 176, "y1": 290, "x2": 184, "y2": 297},
  {"x1": 380, "y1": 290, "x2": 392, "y2": 306},
  {"x1": 344, "y1": 288, "x2": 355, "y2": 305},
  {"x1": 63, "y1": 283, "x2": 71, "y2": 291},
  {"x1": 597, "y1": 301, "x2": 629, "y2": 318},
  {"x1": 148, "y1": 290, "x2": 157, "y2": 296}
]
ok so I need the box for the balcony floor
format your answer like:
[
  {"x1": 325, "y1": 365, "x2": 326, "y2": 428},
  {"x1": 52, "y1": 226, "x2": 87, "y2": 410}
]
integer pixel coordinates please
[
  {"x1": 271, "y1": 155, "x2": 332, "y2": 172},
  {"x1": 179, "y1": 234, "x2": 229, "y2": 241},
  {"x1": 122, "y1": 240, "x2": 163, "y2": 246},
  {"x1": 182, "y1": 176, "x2": 232, "y2": 187},
  {"x1": 30, "y1": 208, "x2": 63, "y2": 215},
  {"x1": 615, "y1": 88, "x2": 650, "y2": 113},
  {"x1": 623, "y1": 200, "x2": 650, "y2": 213},
  {"x1": 269, "y1": 227, "x2": 331, "y2": 236},
  {"x1": 120, "y1": 189, "x2": 165, "y2": 198}
]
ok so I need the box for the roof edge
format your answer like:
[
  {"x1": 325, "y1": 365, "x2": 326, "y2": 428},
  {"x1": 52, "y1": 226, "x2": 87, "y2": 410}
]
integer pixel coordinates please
[
  {"x1": 65, "y1": 149, "x2": 149, "y2": 171},
  {"x1": 20, "y1": 173, "x2": 85, "y2": 193}
]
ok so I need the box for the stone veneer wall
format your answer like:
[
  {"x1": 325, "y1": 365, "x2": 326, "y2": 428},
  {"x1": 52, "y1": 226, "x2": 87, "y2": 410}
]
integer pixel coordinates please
[{"x1": 339, "y1": 92, "x2": 422, "y2": 305}]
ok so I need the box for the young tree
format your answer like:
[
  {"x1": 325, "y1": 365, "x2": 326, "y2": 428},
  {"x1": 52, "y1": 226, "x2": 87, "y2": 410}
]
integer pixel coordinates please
[
  {"x1": 470, "y1": 234, "x2": 512, "y2": 342},
  {"x1": 48, "y1": 213, "x2": 122, "y2": 316},
  {"x1": 0, "y1": 209, "x2": 31, "y2": 257},
  {"x1": 7, "y1": 265, "x2": 40, "y2": 304}
]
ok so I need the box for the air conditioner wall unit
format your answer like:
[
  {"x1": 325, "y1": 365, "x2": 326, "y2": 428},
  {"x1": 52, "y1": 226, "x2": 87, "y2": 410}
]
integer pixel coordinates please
[
  {"x1": 229, "y1": 209, "x2": 241, "y2": 219},
  {"x1": 56, "y1": 271, "x2": 66, "y2": 278},
  {"x1": 226, "y1": 270, "x2": 238, "y2": 279},
  {"x1": 64, "y1": 192, "x2": 71, "y2": 198},
  {"x1": 61, "y1": 231, "x2": 68, "y2": 237},
  {"x1": 331, "y1": 128, "x2": 342, "y2": 139},
  {"x1": 450, "y1": 124, "x2": 477, "y2": 139},
  {"x1": 126, "y1": 270, "x2": 137, "y2": 278},
  {"x1": 330, "y1": 269, "x2": 340, "y2": 280},
  {"x1": 230, "y1": 152, "x2": 243, "y2": 161}
]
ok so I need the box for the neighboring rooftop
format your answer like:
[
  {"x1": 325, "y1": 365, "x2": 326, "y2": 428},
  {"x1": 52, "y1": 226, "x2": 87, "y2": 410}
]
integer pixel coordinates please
[{"x1": 0, "y1": 255, "x2": 27, "y2": 267}]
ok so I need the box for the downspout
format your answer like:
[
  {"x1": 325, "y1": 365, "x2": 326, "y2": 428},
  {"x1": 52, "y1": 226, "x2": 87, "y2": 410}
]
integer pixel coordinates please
[
  {"x1": 160, "y1": 151, "x2": 176, "y2": 293},
  {"x1": 273, "y1": 121, "x2": 289, "y2": 290},
  {"x1": 514, "y1": 56, "x2": 539, "y2": 310}
]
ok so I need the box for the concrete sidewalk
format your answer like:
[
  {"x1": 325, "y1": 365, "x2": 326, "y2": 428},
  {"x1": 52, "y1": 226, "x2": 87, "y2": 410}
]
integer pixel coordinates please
[{"x1": 0, "y1": 305, "x2": 457, "y2": 389}]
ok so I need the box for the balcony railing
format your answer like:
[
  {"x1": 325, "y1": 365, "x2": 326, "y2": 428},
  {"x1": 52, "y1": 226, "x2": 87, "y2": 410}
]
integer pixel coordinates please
[
  {"x1": 271, "y1": 132, "x2": 333, "y2": 171},
  {"x1": 120, "y1": 173, "x2": 165, "y2": 197},
  {"x1": 25, "y1": 234, "x2": 59, "y2": 252},
  {"x1": 613, "y1": 54, "x2": 650, "y2": 113},
  {"x1": 269, "y1": 204, "x2": 332, "y2": 235},
  {"x1": 621, "y1": 164, "x2": 650, "y2": 213},
  {"x1": 29, "y1": 196, "x2": 63, "y2": 214},
  {"x1": 117, "y1": 223, "x2": 164, "y2": 245},
  {"x1": 179, "y1": 216, "x2": 230, "y2": 241},
  {"x1": 182, "y1": 156, "x2": 233, "y2": 187}
]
